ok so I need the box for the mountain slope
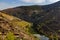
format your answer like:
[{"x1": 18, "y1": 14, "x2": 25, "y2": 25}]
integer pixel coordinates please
[
  {"x1": 0, "y1": 12, "x2": 39, "y2": 40},
  {"x1": 1, "y1": 1, "x2": 60, "y2": 40},
  {"x1": 1, "y1": 1, "x2": 60, "y2": 22}
]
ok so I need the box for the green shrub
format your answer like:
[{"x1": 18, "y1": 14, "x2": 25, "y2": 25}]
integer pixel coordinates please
[{"x1": 5, "y1": 32, "x2": 15, "y2": 40}]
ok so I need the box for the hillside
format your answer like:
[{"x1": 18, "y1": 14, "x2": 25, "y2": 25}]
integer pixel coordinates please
[
  {"x1": 0, "y1": 12, "x2": 39, "y2": 40},
  {"x1": 1, "y1": 1, "x2": 60, "y2": 40},
  {"x1": 1, "y1": 1, "x2": 60, "y2": 22}
]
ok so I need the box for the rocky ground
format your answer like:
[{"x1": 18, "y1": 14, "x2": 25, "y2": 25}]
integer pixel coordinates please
[{"x1": 0, "y1": 12, "x2": 39, "y2": 40}]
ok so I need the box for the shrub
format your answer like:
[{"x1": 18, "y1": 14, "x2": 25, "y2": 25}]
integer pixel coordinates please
[{"x1": 5, "y1": 32, "x2": 15, "y2": 40}]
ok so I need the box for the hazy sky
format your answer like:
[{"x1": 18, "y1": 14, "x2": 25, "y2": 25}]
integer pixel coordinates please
[{"x1": 0, "y1": 0, "x2": 60, "y2": 10}]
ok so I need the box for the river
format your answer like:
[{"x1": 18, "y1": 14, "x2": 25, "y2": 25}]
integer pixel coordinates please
[{"x1": 33, "y1": 34, "x2": 49, "y2": 40}]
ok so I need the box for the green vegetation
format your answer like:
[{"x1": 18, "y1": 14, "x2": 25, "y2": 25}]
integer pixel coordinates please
[
  {"x1": 0, "y1": 12, "x2": 40, "y2": 40},
  {"x1": 5, "y1": 32, "x2": 15, "y2": 40},
  {"x1": 1, "y1": 2, "x2": 60, "y2": 40},
  {"x1": 35, "y1": 20, "x2": 59, "y2": 40}
]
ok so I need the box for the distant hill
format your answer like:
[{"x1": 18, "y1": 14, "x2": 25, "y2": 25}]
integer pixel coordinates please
[
  {"x1": 1, "y1": 1, "x2": 60, "y2": 40},
  {"x1": 1, "y1": 1, "x2": 60, "y2": 22}
]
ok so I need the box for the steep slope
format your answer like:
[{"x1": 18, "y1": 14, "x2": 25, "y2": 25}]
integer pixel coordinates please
[
  {"x1": 0, "y1": 12, "x2": 39, "y2": 40},
  {"x1": 1, "y1": 1, "x2": 60, "y2": 40},
  {"x1": 1, "y1": 1, "x2": 60, "y2": 22}
]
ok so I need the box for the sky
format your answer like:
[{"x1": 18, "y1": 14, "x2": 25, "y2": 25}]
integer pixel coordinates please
[{"x1": 0, "y1": 0, "x2": 60, "y2": 10}]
